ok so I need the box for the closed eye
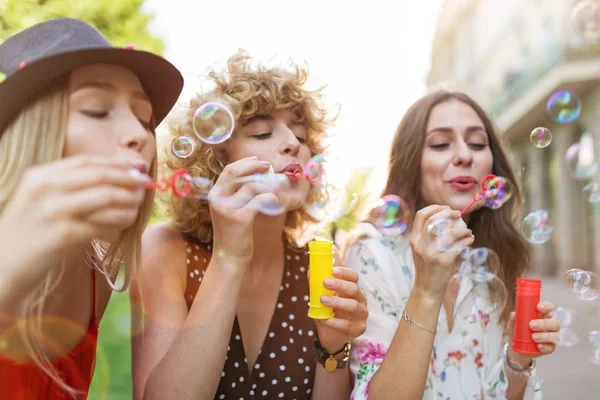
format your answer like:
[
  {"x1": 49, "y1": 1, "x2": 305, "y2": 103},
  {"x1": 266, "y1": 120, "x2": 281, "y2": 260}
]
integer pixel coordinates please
[
  {"x1": 430, "y1": 143, "x2": 449, "y2": 149},
  {"x1": 82, "y1": 110, "x2": 108, "y2": 119},
  {"x1": 296, "y1": 136, "x2": 307, "y2": 144},
  {"x1": 252, "y1": 132, "x2": 272, "y2": 140},
  {"x1": 469, "y1": 143, "x2": 488, "y2": 150}
]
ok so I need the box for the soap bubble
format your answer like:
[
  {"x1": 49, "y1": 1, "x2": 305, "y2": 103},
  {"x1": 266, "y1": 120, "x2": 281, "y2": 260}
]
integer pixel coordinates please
[
  {"x1": 482, "y1": 176, "x2": 513, "y2": 209},
  {"x1": 192, "y1": 102, "x2": 234, "y2": 144},
  {"x1": 571, "y1": 0, "x2": 600, "y2": 43},
  {"x1": 172, "y1": 136, "x2": 195, "y2": 158},
  {"x1": 373, "y1": 195, "x2": 409, "y2": 234},
  {"x1": 530, "y1": 127, "x2": 552, "y2": 148},
  {"x1": 555, "y1": 307, "x2": 587, "y2": 347},
  {"x1": 583, "y1": 182, "x2": 600, "y2": 203},
  {"x1": 522, "y1": 210, "x2": 554, "y2": 244},
  {"x1": 547, "y1": 91, "x2": 582, "y2": 124},
  {"x1": 566, "y1": 138, "x2": 597, "y2": 180},
  {"x1": 583, "y1": 330, "x2": 600, "y2": 365},
  {"x1": 564, "y1": 268, "x2": 599, "y2": 296}
]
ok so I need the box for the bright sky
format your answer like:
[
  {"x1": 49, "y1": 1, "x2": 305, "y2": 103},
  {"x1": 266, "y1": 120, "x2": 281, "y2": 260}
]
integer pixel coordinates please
[{"x1": 143, "y1": 0, "x2": 444, "y2": 193}]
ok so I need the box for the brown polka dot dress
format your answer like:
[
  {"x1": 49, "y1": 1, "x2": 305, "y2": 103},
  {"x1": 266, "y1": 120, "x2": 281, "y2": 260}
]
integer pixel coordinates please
[{"x1": 183, "y1": 234, "x2": 316, "y2": 400}]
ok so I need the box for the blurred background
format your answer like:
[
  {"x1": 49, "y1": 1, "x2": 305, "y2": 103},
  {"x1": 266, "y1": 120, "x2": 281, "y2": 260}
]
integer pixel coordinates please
[{"x1": 1, "y1": 0, "x2": 600, "y2": 398}]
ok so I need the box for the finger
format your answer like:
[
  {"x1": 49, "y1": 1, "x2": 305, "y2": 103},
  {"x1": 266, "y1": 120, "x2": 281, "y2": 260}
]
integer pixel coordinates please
[
  {"x1": 532, "y1": 331, "x2": 560, "y2": 345},
  {"x1": 61, "y1": 186, "x2": 146, "y2": 218},
  {"x1": 317, "y1": 316, "x2": 358, "y2": 335},
  {"x1": 437, "y1": 234, "x2": 475, "y2": 264},
  {"x1": 332, "y1": 266, "x2": 359, "y2": 284},
  {"x1": 86, "y1": 207, "x2": 142, "y2": 228},
  {"x1": 530, "y1": 318, "x2": 561, "y2": 332},
  {"x1": 411, "y1": 205, "x2": 451, "y2": 237},
  {"x1": 214, "y1": 181, "x2": 273, "y2": 208},
  {"x1": 323, "y1": 277, "x2": 360, "y2": 299},
  {"x1": 536, "y1": 342, "x2": 556, "y2": 355},
  {"x1": 215, "y1": 158, "x2": 271, "y2": 186},
  {"x1": 320, "y1": 295, "x2": 367, "y2": 318},
  {"x1": 244, "y1": 192, "x2": 283, "y2": 216},
  {"x1": 538, "y1": 301, "x2": 555, "y2": 316}
]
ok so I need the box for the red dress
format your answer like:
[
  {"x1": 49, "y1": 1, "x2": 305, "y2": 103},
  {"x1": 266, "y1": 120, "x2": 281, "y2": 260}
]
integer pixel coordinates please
[{"x1": 0, "y1": 272, "x2": 99, "y2": 399}]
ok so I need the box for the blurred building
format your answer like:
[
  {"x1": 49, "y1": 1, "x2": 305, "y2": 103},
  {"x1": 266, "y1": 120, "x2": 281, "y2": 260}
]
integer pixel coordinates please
[{"x1": 427, "y1": 0, "x2": 600, "y2": 278}]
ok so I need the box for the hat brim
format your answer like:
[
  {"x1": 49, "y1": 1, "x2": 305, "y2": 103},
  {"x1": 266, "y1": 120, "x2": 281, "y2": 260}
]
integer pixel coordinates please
[{"x1": 0, "y1": 47, "x2": 183, "y2": 132}]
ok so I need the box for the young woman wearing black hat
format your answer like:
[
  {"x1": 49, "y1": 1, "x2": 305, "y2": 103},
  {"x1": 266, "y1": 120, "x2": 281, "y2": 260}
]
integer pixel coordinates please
[{"x1": 0, "y1": 18, "x2": 183, "y2": 399}]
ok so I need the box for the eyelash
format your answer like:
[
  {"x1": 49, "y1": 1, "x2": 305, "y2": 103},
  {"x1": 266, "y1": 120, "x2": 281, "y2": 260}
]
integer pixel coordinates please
[
  {"x1": 253, "y1": 132, "x2": 307, "y2": 143},
  {"x1": 83, "y1": 110, "x2": 152, "y2": 131},
  {"x1": 430, "y1": 143, "x2": 488, "y2": 150}
]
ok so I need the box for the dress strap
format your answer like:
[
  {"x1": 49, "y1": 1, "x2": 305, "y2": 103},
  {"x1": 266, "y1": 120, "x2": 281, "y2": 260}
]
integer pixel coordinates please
[{"x1": 91, "y1": 270, "x2": 97, "y2": 318}]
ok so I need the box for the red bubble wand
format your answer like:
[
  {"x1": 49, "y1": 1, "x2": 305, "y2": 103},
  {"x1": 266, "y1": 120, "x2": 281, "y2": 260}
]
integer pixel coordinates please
[
  {"x1": 145, "y1": 168, "x2": 192, "y2": 198},
  {"x1": 460, "y1": 174, "x2": 497, "y2": 216}
]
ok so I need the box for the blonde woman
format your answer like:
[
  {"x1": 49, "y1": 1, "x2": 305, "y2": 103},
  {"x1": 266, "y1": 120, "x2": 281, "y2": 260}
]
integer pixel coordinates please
[
  {"x1": 0, "y1": 18, "x2": 182, "y2": 398},
  {"x1": 131, "y1": 51, "x2": 368, "y2": 400}
]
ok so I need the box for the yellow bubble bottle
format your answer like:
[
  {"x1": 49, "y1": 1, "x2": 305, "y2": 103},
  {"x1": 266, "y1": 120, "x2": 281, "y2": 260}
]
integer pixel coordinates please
[{"x1": 307, "y1": 239, "x2": 335, "y2": 319}]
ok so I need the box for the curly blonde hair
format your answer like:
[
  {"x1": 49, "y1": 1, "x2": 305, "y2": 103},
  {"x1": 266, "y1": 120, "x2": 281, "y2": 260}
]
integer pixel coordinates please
[{"x1": 162, "y1": 50, "x2": 336, "y2": 245}]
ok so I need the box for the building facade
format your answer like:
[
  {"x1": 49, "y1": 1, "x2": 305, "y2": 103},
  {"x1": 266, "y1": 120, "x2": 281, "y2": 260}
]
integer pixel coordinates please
[{"x1": 427, "y1": 0, "x2": 600, "y2": 278}]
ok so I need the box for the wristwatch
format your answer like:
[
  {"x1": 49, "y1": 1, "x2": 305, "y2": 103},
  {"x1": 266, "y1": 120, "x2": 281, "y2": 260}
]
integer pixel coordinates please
[{"x1": 313, "y1": 339, "x2": 352, "y2": 371}]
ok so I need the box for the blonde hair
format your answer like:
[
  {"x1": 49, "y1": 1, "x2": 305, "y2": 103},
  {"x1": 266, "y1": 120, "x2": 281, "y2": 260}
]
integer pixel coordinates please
[
  {"x1": 162, "y1": 50, "x2": 336, "y2": 245},
  {"x1": 0, "y1": 75, "x2": 155, "y2": 396}
]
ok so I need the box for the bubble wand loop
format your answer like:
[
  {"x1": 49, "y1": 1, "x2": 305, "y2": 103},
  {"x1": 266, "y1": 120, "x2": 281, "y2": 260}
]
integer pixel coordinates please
[
  {"x1": 460, "y1": 174, "x2": 497, "y2": 216},
  {"x1": 145, "y1": 168, "x2": 192, "y2": 198},
  {"x1": 284, "y1": 169, "x2": 304, "y2": 181}
]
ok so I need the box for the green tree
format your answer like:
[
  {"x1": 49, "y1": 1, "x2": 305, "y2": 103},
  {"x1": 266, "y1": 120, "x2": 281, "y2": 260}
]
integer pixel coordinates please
[{"x1": 0, "y1": 0, "x2": 165, "y2": 55}]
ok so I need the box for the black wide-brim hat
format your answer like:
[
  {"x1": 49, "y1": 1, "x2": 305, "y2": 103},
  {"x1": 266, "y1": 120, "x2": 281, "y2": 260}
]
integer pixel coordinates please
[{"x1": 0, "y1": 18, "x2": 184, "y2": 133}]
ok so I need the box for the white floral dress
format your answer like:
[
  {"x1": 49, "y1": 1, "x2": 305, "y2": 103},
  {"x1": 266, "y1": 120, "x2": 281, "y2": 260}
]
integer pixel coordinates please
[{"x1": 345, "y1": 223, "x2": 542, "y2": 400}]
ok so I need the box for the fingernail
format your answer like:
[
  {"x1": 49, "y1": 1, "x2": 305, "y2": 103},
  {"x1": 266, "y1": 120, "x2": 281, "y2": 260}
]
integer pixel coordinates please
[
  {"x1": 128, "y1": 169, "x2": 152, "y2": 183},
  {"x1": 332, "y1": 267, "x2": 342, "y2": 276},
  {"x1": 323, "y1": 278, "x2": 334, "y2": 287},
  {"x1": 321, "y1": 295, "x2": 332, "y2": 304},
  {"x1": 249, "y1": 156, "x2": 258, "y2": 160},
  {"x1": 530, "y1": 321, "x2": 539, "y2": 329},
  {"x1": 261, "y1": 161, "x2": 271, "y2": 167},
  {"x1": 538, "y1": 304, "x2": 546, "y2": 312},
  {"x1": 538, "y1": 344, "x2": 544, "y2": 350},
  {"x1": 532, "y1": 333, "x2": 541, "y2": 341}
]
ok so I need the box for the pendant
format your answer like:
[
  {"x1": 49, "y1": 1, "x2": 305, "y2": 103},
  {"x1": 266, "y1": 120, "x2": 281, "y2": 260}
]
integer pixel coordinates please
[{"x1": 324, "y1": 356, "x2": 338, "y2": 371}]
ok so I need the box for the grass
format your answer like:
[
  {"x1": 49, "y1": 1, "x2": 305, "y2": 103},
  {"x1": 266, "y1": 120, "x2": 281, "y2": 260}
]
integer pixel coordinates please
[{"x1": 88, "y1": 289, "x2": 133, "y2": 400}]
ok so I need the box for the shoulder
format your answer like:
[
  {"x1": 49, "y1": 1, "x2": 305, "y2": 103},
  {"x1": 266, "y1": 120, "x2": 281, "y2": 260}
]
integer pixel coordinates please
[{"x1": 138, "y1": 222, "x2": 188, "y2": 290}]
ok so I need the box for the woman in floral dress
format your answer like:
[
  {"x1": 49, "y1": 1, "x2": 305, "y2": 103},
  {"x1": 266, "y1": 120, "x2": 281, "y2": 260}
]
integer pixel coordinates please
[{"x1": 344, "y1": 91, "x2": 561, "y2": 400}]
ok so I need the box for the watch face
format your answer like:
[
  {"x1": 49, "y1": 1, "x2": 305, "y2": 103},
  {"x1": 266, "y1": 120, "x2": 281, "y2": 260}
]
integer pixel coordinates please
[{"x1": 325, "y1": 356, "x2": 338, "y2": 371}]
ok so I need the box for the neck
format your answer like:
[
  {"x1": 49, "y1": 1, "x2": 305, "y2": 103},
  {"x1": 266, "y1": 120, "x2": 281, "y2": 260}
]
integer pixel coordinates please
[{"x1": 249, "y1": 213, "x2": 287, "y2": 273}]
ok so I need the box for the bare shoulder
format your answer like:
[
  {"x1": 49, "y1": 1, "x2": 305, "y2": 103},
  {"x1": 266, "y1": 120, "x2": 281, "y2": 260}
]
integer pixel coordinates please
[{"x1": 138, "y1": 222, "x2": 188, "y2": 290}]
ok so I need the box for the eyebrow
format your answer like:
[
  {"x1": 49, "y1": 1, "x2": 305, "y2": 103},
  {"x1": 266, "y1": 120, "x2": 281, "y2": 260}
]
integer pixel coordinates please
[
  {"x1": 245, "y1": 114, "x2": 275, "y2": 125},
  {"x1": 426, "y1": 126, "x2": 486, "y2": 136},
  {"x1": 73, "y1": 81, "x2": 151, "y2": 104}
]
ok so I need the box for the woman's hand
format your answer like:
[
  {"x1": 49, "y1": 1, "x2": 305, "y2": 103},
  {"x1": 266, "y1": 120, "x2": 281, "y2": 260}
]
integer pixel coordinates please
[
  {"x1": 507, "y1": 301, "x2": 561, "y2": 368},
  {"x1": 208, "y1": 156, "x2": 275, "y2": 267},
  {"x1": 409, "y1": 205, "x2": 475, "y2": 300},
  {"x1": 0, "y1": 156, "x2": 150, "y2": 291},
  {"x1": 313, "y1": 267, "x2": 368, "y2": 353}
]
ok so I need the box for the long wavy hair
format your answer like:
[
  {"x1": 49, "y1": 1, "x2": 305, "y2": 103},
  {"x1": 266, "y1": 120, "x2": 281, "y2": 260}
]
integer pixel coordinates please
[
  {"x1": 0, "y1": 75, "x2": 156, "y2": 396},
  {"x1": 376, "y1": 90, "x2": 529, "y2": 325},
  {"x1": 163, "y1": 49, "x2": 336, "y2": 245}
]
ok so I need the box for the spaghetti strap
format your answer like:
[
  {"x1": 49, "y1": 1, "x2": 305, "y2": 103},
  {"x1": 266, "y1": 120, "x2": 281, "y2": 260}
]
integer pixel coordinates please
[{"x1": 91, "y1": 270, "x2": 97, "y2": 318}]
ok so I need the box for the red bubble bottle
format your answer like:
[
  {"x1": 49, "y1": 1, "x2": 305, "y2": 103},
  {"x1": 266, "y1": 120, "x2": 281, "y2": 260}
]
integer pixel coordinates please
[{"x1": 512, "y1": 278, "x2": 542, "y2": 354}]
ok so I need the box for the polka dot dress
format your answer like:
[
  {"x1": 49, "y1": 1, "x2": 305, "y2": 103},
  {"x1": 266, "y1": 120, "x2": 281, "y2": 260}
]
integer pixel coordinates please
[{"x1": 184, "y1": 235, "x2": 316, "y2": 399}]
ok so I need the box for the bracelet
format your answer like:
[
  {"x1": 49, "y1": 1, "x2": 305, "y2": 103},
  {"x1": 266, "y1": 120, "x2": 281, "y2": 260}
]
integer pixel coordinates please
[
  {"x1": 402, "y1": 310, "x2": 437, "y2": 358},
  {"x1": 503, "y1": 343, "x2": 536, "y2": 378}
]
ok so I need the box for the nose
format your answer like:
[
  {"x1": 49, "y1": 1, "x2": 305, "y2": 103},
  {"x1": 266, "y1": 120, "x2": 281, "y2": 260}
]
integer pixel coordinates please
[
  {"x1": 120, "y1": 112, "x2": 150, "y2": 152},
  {"x1": 279, "y1": 126, "x2": 301, "y2": 156},
  {"x1": 453, "y1": 139, "x2": 473, "y2": 167}
]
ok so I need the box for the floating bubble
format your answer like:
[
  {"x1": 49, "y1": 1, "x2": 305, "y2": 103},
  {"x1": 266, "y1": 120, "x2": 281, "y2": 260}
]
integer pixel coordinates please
[
  {"x1": 564, "y1": 268, "x2": 599, "y2": 296},
  {"x1": 192, "y1": 102, "x2": 234, "y2": 144},
  {"x1": 454, "y1": 248, "x2": 508, "y2": 319},
  {"x1": 584, "y1": 330, "x2": 600, "y2": 365},
  {"x1": 555, "y1": 307, "x2": 587, "y2": 347},
  {"x1": 530, "y1": 127, "x2": 552, "y2": 148},
  {"x1": 583, "y1": 182, "x2": 600, "y2": 203},
  {"x1": 482, "y1": 176, "x2": 513, "y2": 209},
  {"x1": 373, "y1": 195, "x2": 408, "y2": 234},
  {"x1": 522, "y1": 209, "x2": 554, "y2": 244},
  {"x1": 566, "y1": 138, "x2": 597, "y2": 180},
  {"x1": 209, "y1": 166, "x2": 288, "y2": 216},
  {"x1": 571, "y1": 0, "x2": 600, "y2": 43},
  {"x1": 172, "y1": 136, "x2": 194, "y2": 158},
  {"x1": 547, "y1": 91, "x2": 582, "y2": 123},
  {"x1": 304, "y1": 155, "x2": 325, "y2": 183}
]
